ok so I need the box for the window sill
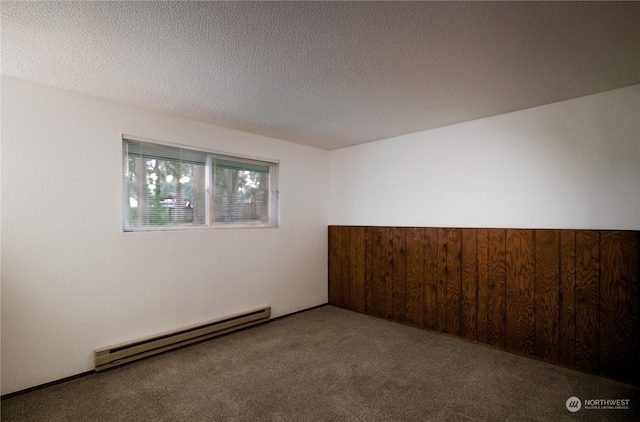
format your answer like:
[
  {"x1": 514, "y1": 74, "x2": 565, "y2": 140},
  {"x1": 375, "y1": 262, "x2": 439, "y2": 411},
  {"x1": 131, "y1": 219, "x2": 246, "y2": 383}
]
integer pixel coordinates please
[{"x1": 123, "y1": 223, "x2": 279, "y2": 232}]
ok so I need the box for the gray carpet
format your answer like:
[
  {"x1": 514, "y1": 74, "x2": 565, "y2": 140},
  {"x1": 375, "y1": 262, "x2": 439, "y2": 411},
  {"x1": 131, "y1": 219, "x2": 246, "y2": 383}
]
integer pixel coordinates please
[{"x1": 2, "y1": 305, "x2": 639, "y2": 421}]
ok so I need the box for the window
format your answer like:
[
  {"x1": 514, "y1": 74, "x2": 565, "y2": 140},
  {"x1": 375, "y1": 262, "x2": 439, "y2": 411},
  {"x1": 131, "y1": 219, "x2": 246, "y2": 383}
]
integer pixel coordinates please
[{"x1": 123, "y1": 137, "x2": 279, "y2": 231}]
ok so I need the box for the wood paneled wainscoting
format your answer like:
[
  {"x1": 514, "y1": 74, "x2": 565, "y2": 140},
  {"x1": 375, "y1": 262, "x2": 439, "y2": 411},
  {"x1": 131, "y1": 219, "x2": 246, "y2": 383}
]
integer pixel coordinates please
[{"x1": 328, "y1": 226, "x2": 640, "y2": 386}]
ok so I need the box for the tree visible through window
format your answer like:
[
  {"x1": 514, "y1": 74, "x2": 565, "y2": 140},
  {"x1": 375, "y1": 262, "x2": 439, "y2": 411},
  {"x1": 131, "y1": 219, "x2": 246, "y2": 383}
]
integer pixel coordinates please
[{"x1": 123, "y1": 137, "x2": 278, "y2": 231}]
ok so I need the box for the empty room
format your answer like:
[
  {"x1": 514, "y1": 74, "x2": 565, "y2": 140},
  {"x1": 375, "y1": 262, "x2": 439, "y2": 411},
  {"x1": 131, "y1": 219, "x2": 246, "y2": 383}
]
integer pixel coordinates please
[{"x1": 1, "y1": 2, "x2": 639, "y2": 421}]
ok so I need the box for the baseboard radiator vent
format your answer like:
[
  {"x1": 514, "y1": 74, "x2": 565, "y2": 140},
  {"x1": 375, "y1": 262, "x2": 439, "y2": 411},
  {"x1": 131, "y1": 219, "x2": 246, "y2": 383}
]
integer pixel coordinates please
[{"x1": 94, "y1": 306, "x2": 271, "y2": 371}]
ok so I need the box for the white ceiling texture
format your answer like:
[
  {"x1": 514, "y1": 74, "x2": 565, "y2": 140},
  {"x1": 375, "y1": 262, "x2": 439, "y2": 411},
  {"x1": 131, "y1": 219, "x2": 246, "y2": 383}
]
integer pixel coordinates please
[{"x1": 2, "y1": 1, "x2": 639, "y2": 150}]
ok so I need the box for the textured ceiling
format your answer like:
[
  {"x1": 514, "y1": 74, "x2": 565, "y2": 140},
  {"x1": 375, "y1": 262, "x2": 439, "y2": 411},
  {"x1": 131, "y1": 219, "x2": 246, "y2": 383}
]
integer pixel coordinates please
[{"x1": 2, "y1": 1, "x2": 639, "y2": 150}]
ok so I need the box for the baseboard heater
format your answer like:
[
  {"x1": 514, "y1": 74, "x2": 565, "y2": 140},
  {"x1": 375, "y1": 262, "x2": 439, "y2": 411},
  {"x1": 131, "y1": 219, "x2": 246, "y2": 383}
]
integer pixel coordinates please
[{"x1": 94, "y1": 306, "x2": 271, "y2": 371}]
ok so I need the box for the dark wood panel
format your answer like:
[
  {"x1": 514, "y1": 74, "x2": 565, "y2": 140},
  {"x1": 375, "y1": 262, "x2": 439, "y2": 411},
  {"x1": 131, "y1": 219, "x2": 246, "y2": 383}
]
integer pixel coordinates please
[
  {"x1": 384, "y1": 228, "x2": 394, "y2": 319},
  {"x1": 535, "y1": 230, "x2": 560, "y2": 362},
  {"x1": 340, "y1": 226, "x2": 352, "y2": 310},
  {"x1": 405, "y1": 227, "x2": 425, "y2": 328},
  {"x1": 460, "y1": 228, "x2": 478, "y2": 341},
  {"x1": 505, "y1": 229, "x2": 535, "y2": 356},
  {"x1": 364, "y1": 227, "x2": 373, "y2": 314},
  {"x1": 575, "y1": 230, "x2": 600, "y2": 373},
  {"x1": 476, "y1": 228, "x2": 489, "y2": 344},
  {"x1": 446, "y1": 229, "x2": 462, "y2": 336},
  {"x1": 599, "y1": 231, "x2": 640, "y2": 385},
  {"x1": 351, "y1": 227, "x2": 366, "y2": 313},
  {"x1": 384, "y1": 228, "x2": 395, "y2": 319},
  {"x1": 391, "y1": 227, "x2": 406, "y2": 321},
  {"x1": 487, "y1": 229, "x2": 506, "y2": 348},
  {"x1": 424, "y1": 228, "x2": 438, "y2": 331},
  {"x1": 559, "y1": 230, "x2": 576, "y2": 366},
  {"x1": 436, "y1": 228, "x2": 448, "y2": 332},
  {"x1": 328, "y1": 226, "x2": 342, "y2": 306},
  {"x1": 370, "y1": 227, "x2": 386, "y2": 318}
]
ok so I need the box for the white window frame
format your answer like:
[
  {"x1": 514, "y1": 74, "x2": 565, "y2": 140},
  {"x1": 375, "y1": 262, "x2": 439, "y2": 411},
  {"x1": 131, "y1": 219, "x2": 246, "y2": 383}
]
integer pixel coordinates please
[{"x1": 123, "y1": 135, "x2": 279, "y2": 231}]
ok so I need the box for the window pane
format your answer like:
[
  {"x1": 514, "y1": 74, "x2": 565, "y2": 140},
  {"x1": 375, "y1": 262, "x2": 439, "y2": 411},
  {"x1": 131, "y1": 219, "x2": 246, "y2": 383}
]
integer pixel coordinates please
[
  {"x1": 124, "y1": 140, "x2": 207, "y2": 229},
  {"x1": 212, "y1": 165, "x2": 271, "y2": 226}
]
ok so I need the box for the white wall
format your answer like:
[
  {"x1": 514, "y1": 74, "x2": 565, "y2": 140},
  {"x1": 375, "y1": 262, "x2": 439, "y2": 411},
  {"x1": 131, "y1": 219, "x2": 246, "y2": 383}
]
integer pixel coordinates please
[
  {"x1": 0, "y1": 76, "x2": 329, "y2": 395},
  {"x1": 329, "y1": 85, "x2": 640, "y2": 230}
]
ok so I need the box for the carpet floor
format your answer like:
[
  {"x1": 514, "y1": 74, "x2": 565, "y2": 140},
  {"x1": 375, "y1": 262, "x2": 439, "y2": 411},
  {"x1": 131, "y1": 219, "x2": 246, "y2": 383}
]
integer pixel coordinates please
[{"x1": 2, "y1": 305, "x2": 639, "y2": 421}]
